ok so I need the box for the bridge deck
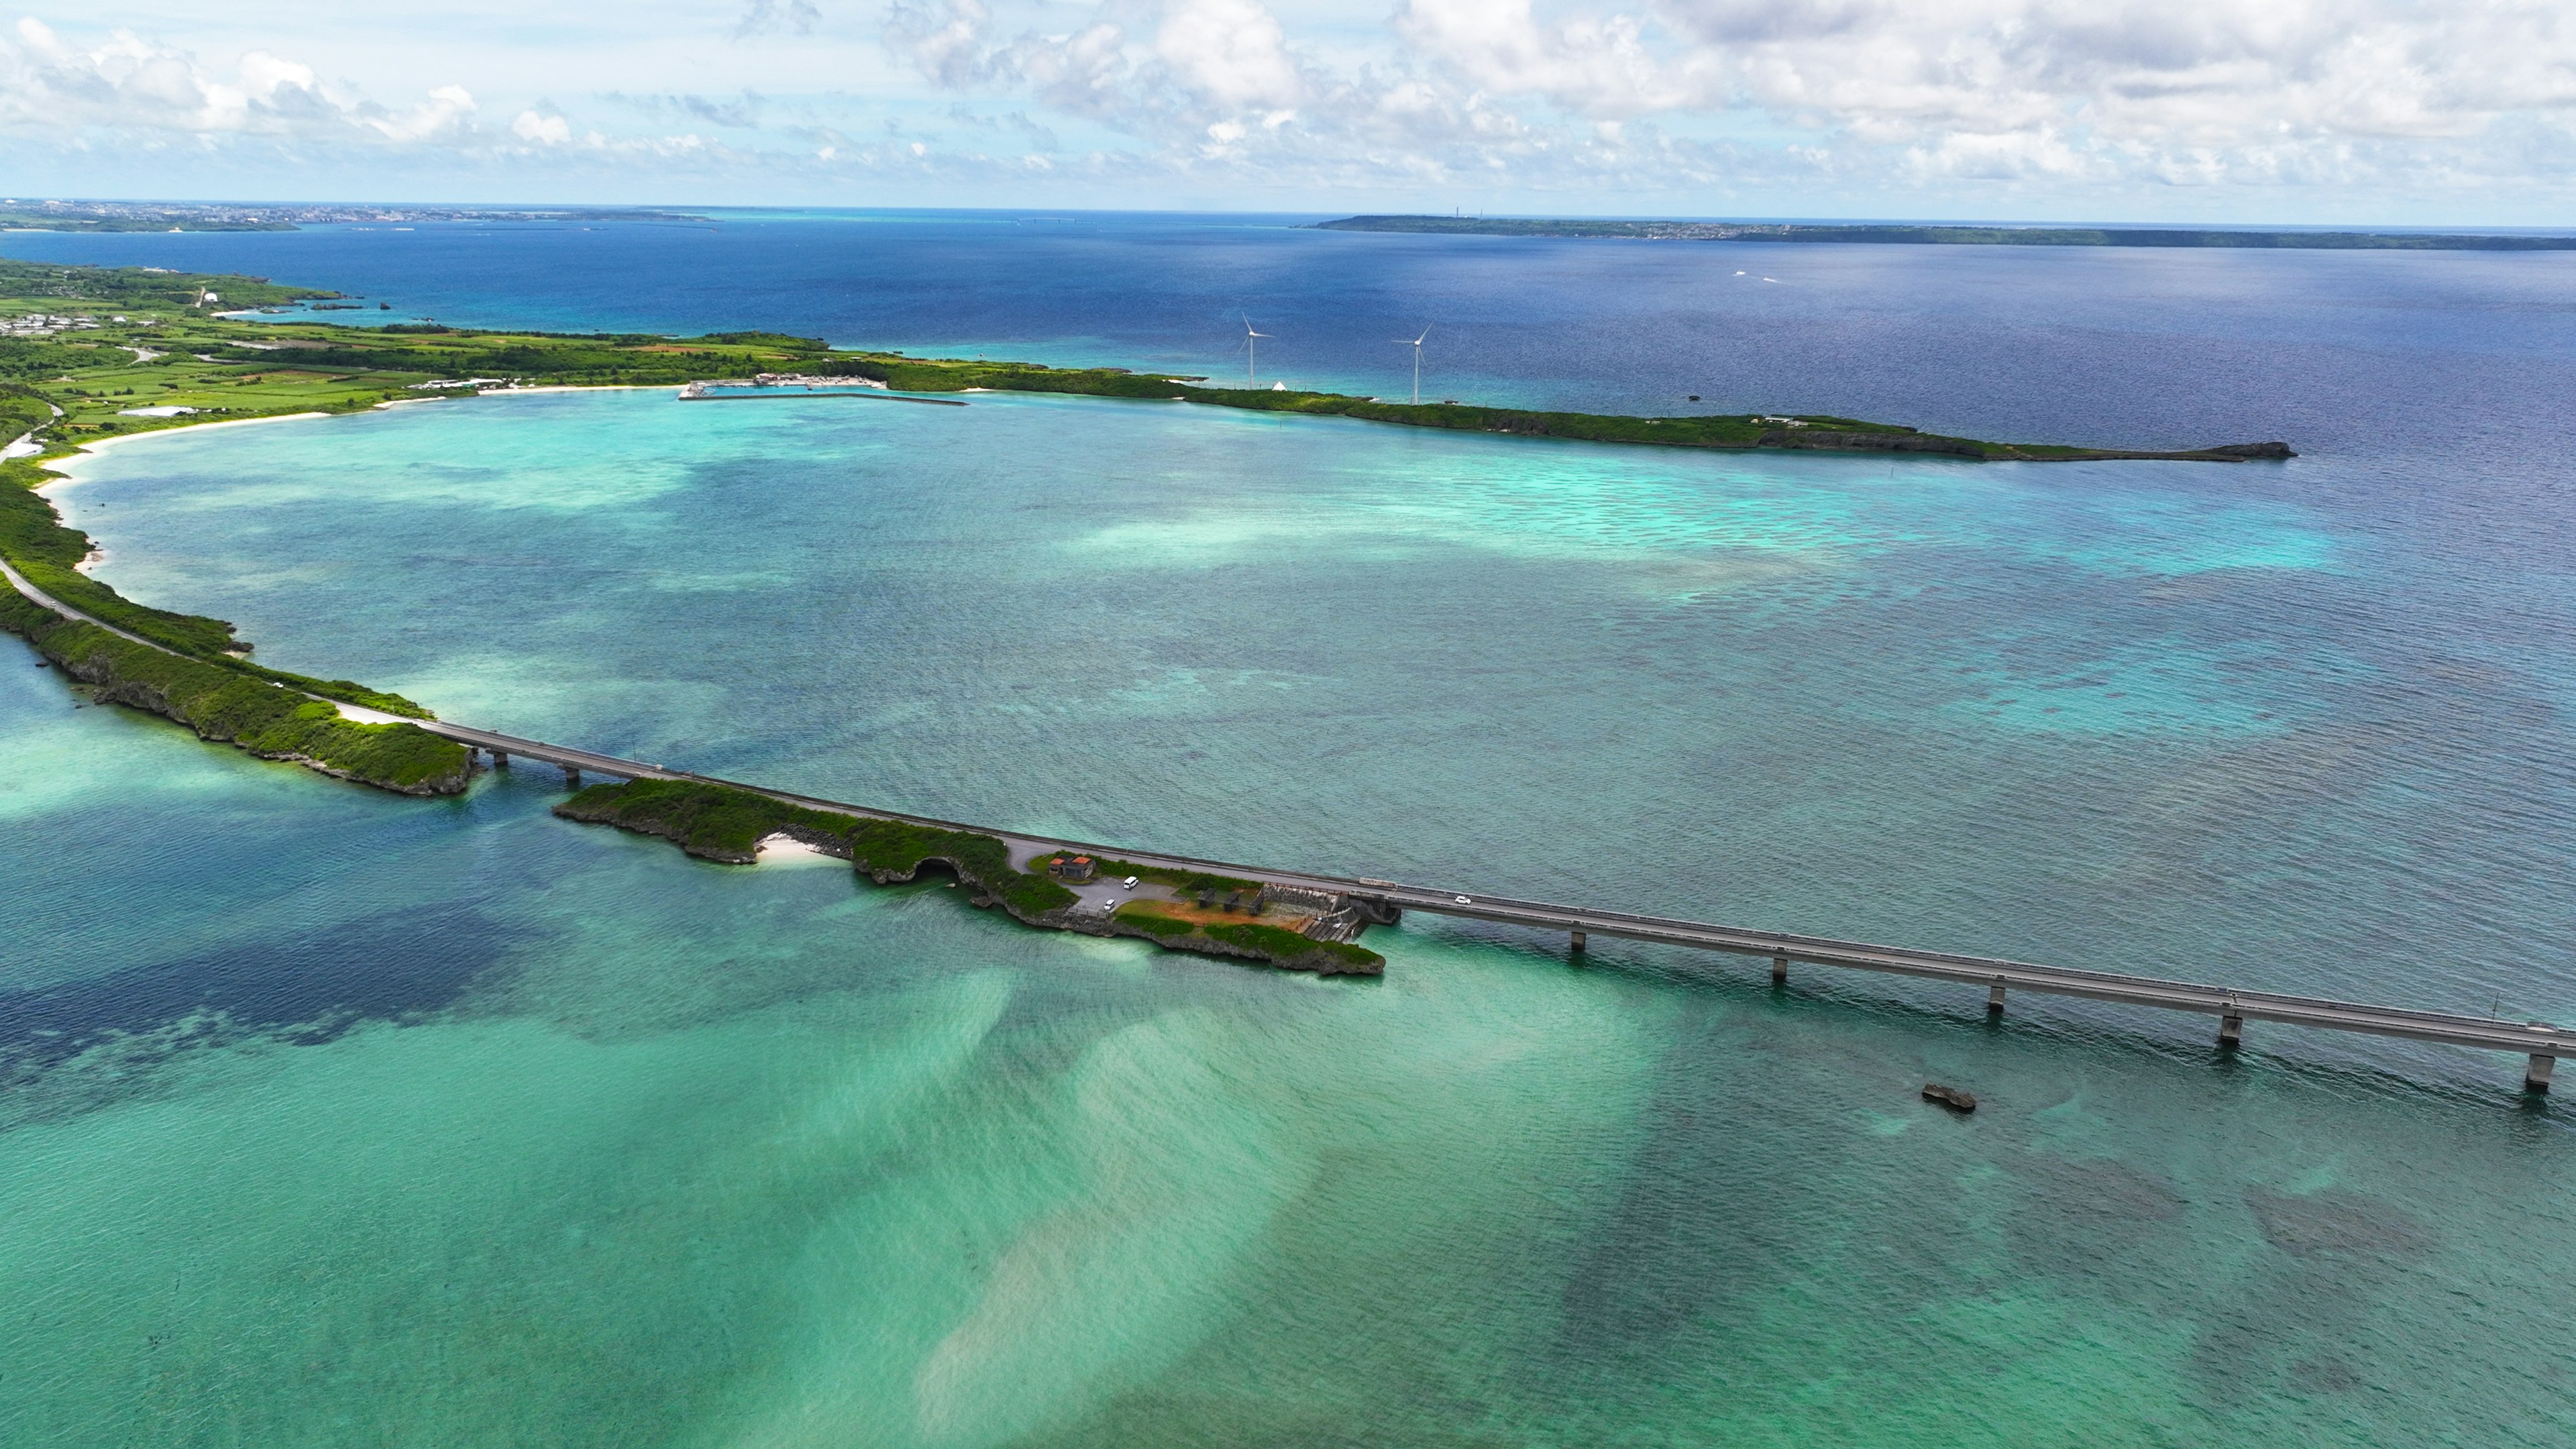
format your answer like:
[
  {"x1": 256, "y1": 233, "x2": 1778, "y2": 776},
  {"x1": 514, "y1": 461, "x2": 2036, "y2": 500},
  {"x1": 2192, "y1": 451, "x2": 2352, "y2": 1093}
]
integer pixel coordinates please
[{"x1": 419, "y1": 723, "x2": 2575, "y2": 1069}]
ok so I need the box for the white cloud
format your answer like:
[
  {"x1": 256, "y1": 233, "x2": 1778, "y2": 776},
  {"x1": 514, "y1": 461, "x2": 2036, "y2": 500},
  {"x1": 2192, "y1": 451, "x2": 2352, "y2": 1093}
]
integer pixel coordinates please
[
  {"x1": 512, "y1": 108, "x2": 572, "y2": 145},
  {"x1": 0, "y1": 2, "x2": 2571, "y2": 209},
  {"x1": 1154, "y1": 0, "x2": 1298, "y2": 109},
  {"x1": 0, "y1": 17, "x2": 476, "y2": 143},
  {"x1": 1396, "y1": 0, "x2": 1695, "y2": 115},
  {"x1": 1415, "y1": 0, "x2": 2576, "y2": 186}
]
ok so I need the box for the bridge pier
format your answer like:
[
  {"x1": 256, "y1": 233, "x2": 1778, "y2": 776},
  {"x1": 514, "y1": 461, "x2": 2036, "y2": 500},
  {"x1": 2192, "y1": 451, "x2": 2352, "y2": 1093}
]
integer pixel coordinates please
[
  {"x1": 1771, "y1": 954, "x2": 1788, "y2": 986},
  {"x1": 563, "y1": 765, "x2": 581, "y2": 789},
  {"x1": 2528, "y1": 1054, "x2": 2555, "y2": 1094},
  {"x1": 492, "y1": 750, "x2": 508, "y2": 769},
  {"x1": 1988, "y1": 980, "x2": 2007, "y2": 1015},
  {"x1": 2218, "y1": 1013, "x2": 2245, "y2": 1049},
  {"x1": 1570, "y1": 930, "x2": 1587, "y2": 954}
]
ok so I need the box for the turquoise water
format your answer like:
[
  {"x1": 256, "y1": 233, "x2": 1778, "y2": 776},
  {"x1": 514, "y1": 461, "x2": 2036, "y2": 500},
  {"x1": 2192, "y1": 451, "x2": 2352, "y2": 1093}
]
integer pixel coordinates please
[{"x1": 8, "y1": 381, "x2": 2575, "y2": 1446}]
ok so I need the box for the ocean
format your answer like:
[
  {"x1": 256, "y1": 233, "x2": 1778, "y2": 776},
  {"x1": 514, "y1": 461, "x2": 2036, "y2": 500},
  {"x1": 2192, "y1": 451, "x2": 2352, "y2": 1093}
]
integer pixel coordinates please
[{"x1": 4, "y1": 211, "x2": 2574, "y2": 1446}]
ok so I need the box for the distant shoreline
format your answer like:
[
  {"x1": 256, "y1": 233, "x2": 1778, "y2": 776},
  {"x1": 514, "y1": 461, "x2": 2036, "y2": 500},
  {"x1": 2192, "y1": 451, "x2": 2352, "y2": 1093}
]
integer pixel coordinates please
[{"x1": 1314, "y1": 216, "x2": 2576, "y2": 251}]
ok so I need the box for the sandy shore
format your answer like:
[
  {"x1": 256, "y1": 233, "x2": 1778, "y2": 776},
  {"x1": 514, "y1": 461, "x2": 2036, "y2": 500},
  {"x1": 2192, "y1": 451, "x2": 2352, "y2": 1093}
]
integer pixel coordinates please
[
  {"x1": 32, "y1": 384, "x2": 681, "y2": 494},
  {"x1": 755, "y1": 833, "x2": 845, "y2": 867},
  {"x1": 37, "y1": 411, "x2": 333, "y2": 492}
]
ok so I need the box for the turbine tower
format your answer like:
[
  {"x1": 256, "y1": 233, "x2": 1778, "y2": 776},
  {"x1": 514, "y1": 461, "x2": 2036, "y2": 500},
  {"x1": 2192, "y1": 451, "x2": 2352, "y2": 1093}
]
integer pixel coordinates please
[
  {"x1": 1398, "y1": 326, "x2": 1430, "y2": 404},
  {"x1": 1243, "y1": 315, "x2": 1271, "y2": 387}
]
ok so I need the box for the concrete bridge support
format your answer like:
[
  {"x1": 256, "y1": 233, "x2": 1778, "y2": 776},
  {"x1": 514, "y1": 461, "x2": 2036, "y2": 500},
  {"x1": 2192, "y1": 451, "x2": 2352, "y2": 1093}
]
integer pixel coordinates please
[
  {"x1": 492, "y1": 750, "x2": 508, "y2": 769},
  {"x1": 2528, "y1": 1054, "x2": 2555, "y2": 1093},
  {"x1": 1988, "y1": 980, "x2": 2007, "y2": 1015},
  {"x1": 563, "y1": 765, "x2": 581, "y2": 789},
  {"x1": 1771, "y1": 954, "x2": 1788, "y2": 986},
  {"x1": 1570, "y1": 930, "x2": 1587, "y2": 953},
  {"x1": 2218, "y1": 1013, "x2": 2245, "y2": 1049}
]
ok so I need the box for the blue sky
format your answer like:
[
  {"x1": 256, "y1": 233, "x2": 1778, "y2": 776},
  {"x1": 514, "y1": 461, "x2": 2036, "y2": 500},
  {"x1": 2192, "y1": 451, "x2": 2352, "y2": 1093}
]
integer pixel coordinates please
[{"x1": 5, "y1": 1, "x2": 2574, "y2": 222}]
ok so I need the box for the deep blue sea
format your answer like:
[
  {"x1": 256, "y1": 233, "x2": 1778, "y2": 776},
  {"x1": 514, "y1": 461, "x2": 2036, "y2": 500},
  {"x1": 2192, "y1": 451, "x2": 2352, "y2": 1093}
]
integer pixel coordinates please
[{"x1": 6, "y1": 212, "x2": 2576, "y2": 1446}]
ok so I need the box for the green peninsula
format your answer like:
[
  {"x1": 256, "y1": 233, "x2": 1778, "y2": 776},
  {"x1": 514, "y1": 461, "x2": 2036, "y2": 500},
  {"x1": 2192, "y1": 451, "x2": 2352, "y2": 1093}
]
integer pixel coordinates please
[{"x1": 2, "y1": 253, "x2": 2286, "y2": 462}]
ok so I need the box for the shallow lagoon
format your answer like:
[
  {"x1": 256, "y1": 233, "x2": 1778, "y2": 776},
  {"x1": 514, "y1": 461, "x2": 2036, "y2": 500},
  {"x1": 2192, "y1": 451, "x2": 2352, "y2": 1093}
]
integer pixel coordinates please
[{"x1": 7, "y1": 379, "x2": 2575, "y2": 1446}]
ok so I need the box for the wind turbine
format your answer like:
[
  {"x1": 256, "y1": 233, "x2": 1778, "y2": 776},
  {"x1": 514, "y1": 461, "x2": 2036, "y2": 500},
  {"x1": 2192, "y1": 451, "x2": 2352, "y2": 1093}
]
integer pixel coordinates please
[
  {"x1": 1397, "y1": 325, "x2": 1430, "y2": 404},
  {"x1": 1242, "y1": 315, "x2": 1271, "y2": 387}
]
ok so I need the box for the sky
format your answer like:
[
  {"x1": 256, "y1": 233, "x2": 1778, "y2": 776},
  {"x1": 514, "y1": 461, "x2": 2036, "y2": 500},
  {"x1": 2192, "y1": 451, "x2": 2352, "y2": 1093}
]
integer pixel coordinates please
[{"x1": 3, "y1": 1, "x2": 2574, "y2": 222}]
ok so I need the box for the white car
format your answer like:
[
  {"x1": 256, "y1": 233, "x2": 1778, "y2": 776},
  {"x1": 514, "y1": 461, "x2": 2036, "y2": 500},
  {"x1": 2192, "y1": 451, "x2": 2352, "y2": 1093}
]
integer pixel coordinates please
[{"x1": 1122, "y1": 877, "x2": 1139, "y2": 890}]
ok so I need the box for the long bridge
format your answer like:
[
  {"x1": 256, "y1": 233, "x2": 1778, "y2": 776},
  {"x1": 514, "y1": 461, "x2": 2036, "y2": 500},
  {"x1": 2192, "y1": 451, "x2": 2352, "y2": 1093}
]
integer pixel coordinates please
[
  {"x1": 7, "y1": 553, "x2": 2564, "y2": 1097},
  {"x1": 414, "y1": 720, "x2": 2575, "y2": 1098}
]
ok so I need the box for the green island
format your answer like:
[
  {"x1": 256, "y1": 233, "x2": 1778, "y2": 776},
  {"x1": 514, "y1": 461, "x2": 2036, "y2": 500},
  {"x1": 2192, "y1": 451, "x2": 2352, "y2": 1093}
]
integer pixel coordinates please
[
  {"x1": 1318, "y1": 215, "x2": 2576, "y2": 251},
  {"x1": 554, "y1": 778, "x2": 1385, "y2": 975}
]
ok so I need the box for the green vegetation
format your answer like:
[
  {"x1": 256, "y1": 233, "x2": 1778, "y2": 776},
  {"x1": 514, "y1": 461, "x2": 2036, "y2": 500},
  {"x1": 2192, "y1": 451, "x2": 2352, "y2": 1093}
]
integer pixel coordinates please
[
  {"x1": 1, "y1": 382, "x2": 50, "y2": 440},
  {"x1": 553, "y1": 777, "x2": 857, "y2": 863},
  {"x1": 553, "y1": 779, "x2": 1081, "y2": 914},
  {"x1": 1113, "y1": 900, "x2": 1384, "y2": 974},
  {"x1": 1203, "y1": 921, "x2": 1381, "y2": 971},
  {"x1": 0, "y1": 588, "x2": 468, "y2": 793},
  {"x1": 1316, "y1": 215, "x2": 2576, "y2": 251}
]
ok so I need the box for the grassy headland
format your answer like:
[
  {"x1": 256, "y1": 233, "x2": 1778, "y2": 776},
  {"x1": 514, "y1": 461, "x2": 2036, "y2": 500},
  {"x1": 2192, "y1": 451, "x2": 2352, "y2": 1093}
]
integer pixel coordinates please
[{"x1": 0, "y1": 588, "x2": 467, "y2": 792}]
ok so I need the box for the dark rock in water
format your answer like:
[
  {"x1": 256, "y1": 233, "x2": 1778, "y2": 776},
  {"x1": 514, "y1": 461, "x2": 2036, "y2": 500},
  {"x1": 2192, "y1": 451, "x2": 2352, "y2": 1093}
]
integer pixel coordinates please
[
  {"x1": 2208, "y1": 440, "x2": 2297, "y2": 458},
  {"x1": 1922, "y1": 1083, "x2": 1978, "y2": 1112}
]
